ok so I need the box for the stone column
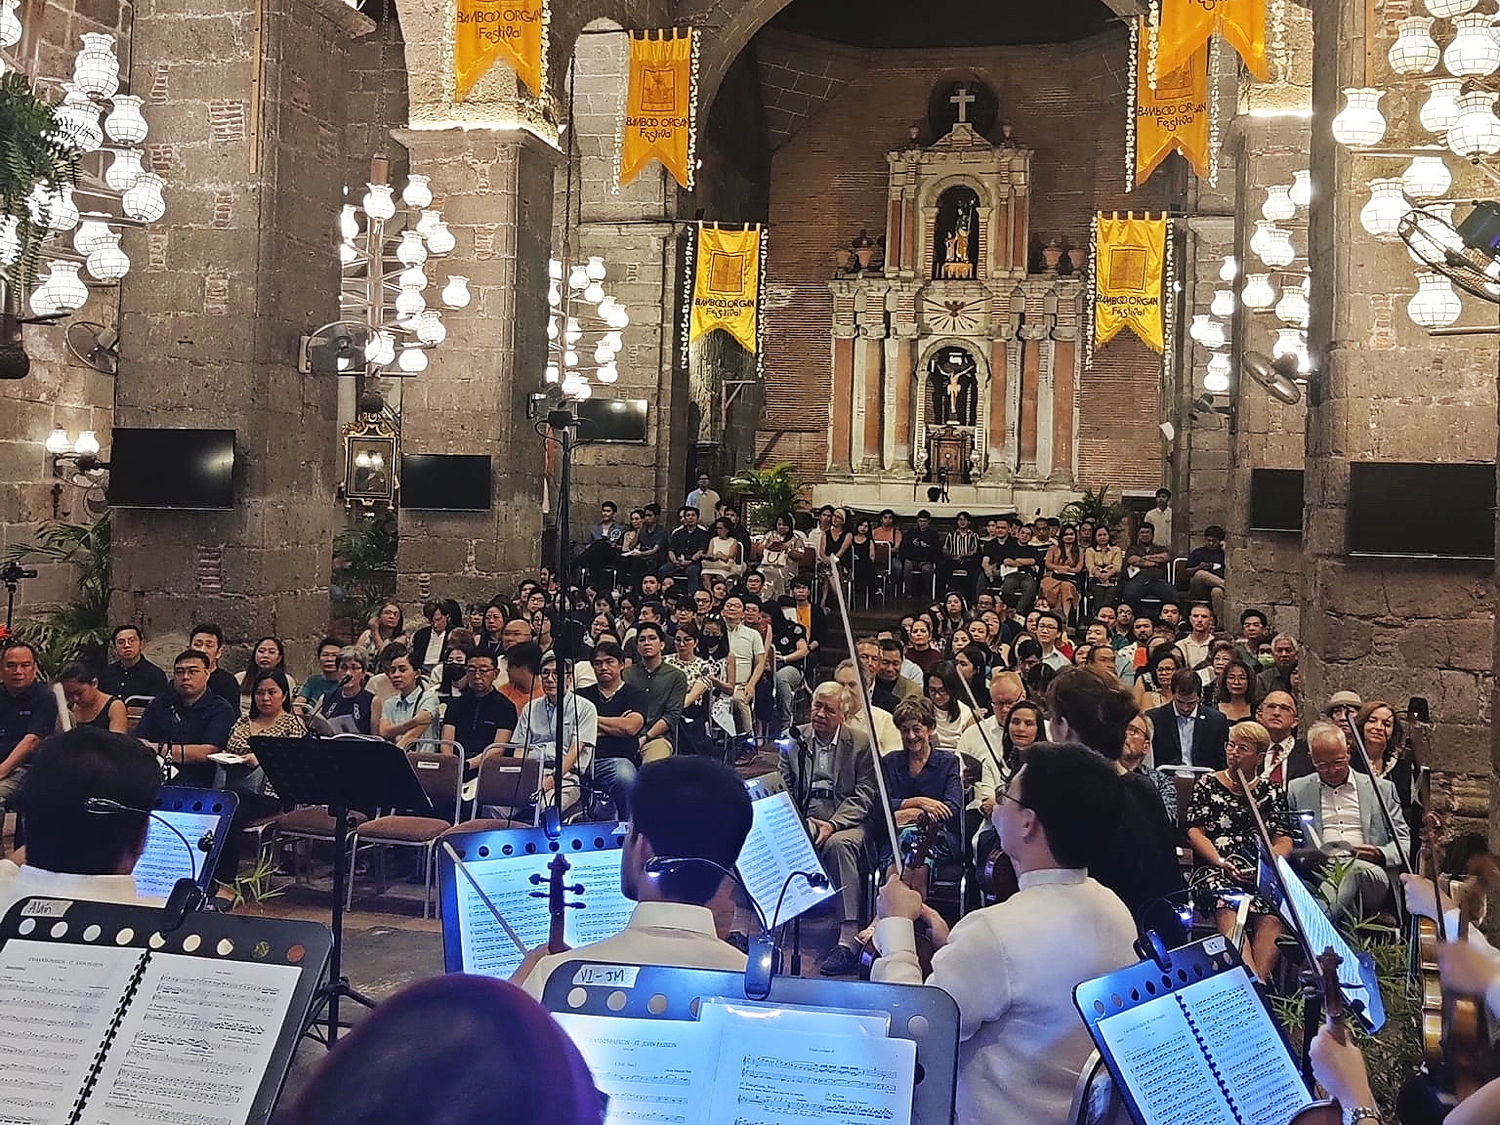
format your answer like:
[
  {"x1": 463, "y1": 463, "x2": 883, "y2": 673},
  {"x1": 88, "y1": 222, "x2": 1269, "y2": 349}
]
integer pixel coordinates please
[
  {"x1": 1307, "y1": 0, "x2": 1495, "y2": 827},
  {"x1": 391, "y1": 128, "x2": 558, "y2": 605},
  {"x1": 111, "y1": 0, "x2": 372, "y2": 654}
]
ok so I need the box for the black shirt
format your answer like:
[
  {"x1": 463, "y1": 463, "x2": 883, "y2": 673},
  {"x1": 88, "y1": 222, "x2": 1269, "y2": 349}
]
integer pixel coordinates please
[
  {"x1": 901, "y1": 527, "x2": 943, "y2": 563},
  {"x1": 980, "y1": 536, "x2": 1013, "y2": 572},
  {"x1": 1186, "y1": 545, "x2": 1226, "y2": 577},
  {"x1": 208, "y1": 668, "x2": 240, "y2": 708},
  {"x1": 771, "y1": 619, "x2": 809, "y2": 668},
  {"x1": 135, "y1": 689, "x2": 237, "y2": 785},
  {"x1": 322, "y1": 688, "x2": 375, "y2": 735},
  {"x1": 667, "y1": 525, "x2": 711, "y2": 564},
  {"x1": 1004, "y1": 543, "x2": 1043, "y2": 576},
  {"x1": 98, "y1": 657, "x2": 169, "y2": 701},
  {"x1": 443, "y1": 688, "x2": 519, "y2": 758},
  {"x1": 580, "y1": 681, "x2": 648, "y2": 764},
  {"x1": 0, "y1": 681, "x2": 58, "y2": 755}
]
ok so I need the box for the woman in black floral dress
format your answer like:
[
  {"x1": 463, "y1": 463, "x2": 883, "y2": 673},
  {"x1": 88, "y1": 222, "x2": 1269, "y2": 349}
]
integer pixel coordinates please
[{"x1": 1186, "y1": 720, "x2": 1295, "y2": 980}]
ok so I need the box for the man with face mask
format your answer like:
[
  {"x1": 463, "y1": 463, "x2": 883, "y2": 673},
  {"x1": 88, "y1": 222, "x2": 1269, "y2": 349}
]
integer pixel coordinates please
[{"x1": 517, "y1": 756, "x2": 753, "y2": 998}]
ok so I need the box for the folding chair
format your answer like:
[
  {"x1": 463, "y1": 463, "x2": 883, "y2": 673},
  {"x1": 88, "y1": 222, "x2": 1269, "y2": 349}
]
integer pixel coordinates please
[
  {"x1": 345, "y1": 741, "x2": 465, "y2": 918},
  {"x1": 456, "y1": 750, "x2": 544, "y2": 828},
  {"x1": 125, "y1": 694, "x2": 155, "y2": 735}
]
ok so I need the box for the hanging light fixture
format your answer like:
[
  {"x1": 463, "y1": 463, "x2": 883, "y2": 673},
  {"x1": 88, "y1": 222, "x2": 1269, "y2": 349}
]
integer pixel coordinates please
[
  {"x1": 1425, "y1": 0, "x2": 1479, "y2": 17},
  {"x1": 1204, "y1": 352, "x2": 1232, "y2": 393},
  {"x1": 1443, "y1": 13, "x2": 1500, "y2": 76},
  {"x1": 71, "y1": 33, "x2": 120, "y2": 98},
  {"x1": 121, "y1": 172, "x2": 166, "y2": 222},
  {"x1": 1210, "y1": 289, "x2": 1236, "y2": 317},
  {"x1": 0, "y1": 216, "x2": 20, "y2": 266},
  {"x1": 85, "y1": 232, "x2": 129, "y2": 281},
  {"x1": 400, "y1": 174, "x2": 433, "y2": 209},
  {"x1": 1219, "y1": 255, "x2": 1239, "y2": 282},
  {"x1": 1360, "y1": 178, "x2": 1410, "y2": 241},
  {"x1": 1407, "y1": 270, "x2": 1463, "y2": 327},
  {"x1": 1264, "y1": 228, "x2": 1297, "y2": 268},
  {"x1": 1249, "y1": 220, "x2": 1275, "y2": 258},
  {"x1": 105, "y1": 149, "x2": 145, "y2": 193},
  {"x1": 394, "y1": 285, "x2": 425, "y2": 320},
  {"x1": 1262, "y1": 186, "x2": 1296, "y2": 222},
  {"x1": 1401, "y1": 154, "x2": 1452, "y2": 199},
  {"x1": 1272, "y1": 328, "x2": 1310, "y2": 371},
  {"x1": 441, "y1": 276, "x2": 471, "y2": 308},
  {"x1": 397, "y1": 345, "x2": 429, "y2": 373},
  {"x1": 361, "y1": 182, "x2": 396, "y2": 221},
  {"x1": 31, "y1": 261, "x2": 88, "y2": 315},
  {"x1": 1200, "y1": 319, "x2": 1226, "y2": 349},
  {"x1": 1275, "y1": 284, "x2": 1310, "y2": 327},
  {"x1": 1388, "y1": 16, "x2": 1441, "y2": 75},
  {"x1": 1242, "y1": 273, "x2": 1277, "y2": 309},
  {"x1": 398, "y1": 265, "x2": 427, "y2": 290},
  {"x1": 0, "y1": 0, "x2": 20, "y2": 48},
  {"x1": 1331, "y1": 88, "x2": 1387, "y2": 147},
  {"x1": 53, "y1": 84, "x2": 103, "y2": 153},
  {"x1": 414, "y1": 310, "x2": 447, "y2": 346},
  {"x1": 597, "y1": 363, "x2": 620, "y2": 384},
  {"x1": 425, "y1": 221, "x2": 456, "y2": 255},
  {"x1": 568, "y1": 263, "x2": 589, "y2": 291},
  {"x1": 103, "y1": 94, "x2": 148, "y2": 144},
  {"x1": 1447, "y1": 91, "x2": 1500, "y2": 158},
  {"x1": 1420, "y1": 78, "x2": 1464, "y2": 135},
  {"x1": 395, "y1": 230, "x2": 427, "y2": 266},
  {"x1": 1188, "y1": 314, "x2": 1213, "y2": 344},
  {"x1": 1289, "y1": 170, "x2": 1312, "y2": 209},
  {"x1": 73, "y1": 217, "x2": 113, "y2": 256}
]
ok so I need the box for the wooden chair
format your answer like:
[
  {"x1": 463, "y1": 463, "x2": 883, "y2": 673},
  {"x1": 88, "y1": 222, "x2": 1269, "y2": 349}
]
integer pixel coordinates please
[{"x1": 124, "y1": 695, "x2": 155, "y2": 735}]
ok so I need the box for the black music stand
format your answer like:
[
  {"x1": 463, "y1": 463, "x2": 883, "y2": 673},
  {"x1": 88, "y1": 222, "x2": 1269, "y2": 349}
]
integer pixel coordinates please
[{"x1": 252, "y1": 734, "x2": 434, "y2": 1046}]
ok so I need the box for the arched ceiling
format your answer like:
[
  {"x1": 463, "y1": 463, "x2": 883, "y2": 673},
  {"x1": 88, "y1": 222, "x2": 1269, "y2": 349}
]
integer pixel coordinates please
[{"x1": 767, "y1": 0, "x2": 1118, "y2": 48}]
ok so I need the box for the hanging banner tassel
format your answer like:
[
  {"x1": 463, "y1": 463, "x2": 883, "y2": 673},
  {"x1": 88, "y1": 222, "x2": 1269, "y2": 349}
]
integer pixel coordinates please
[
  {"x1": 690, "y1": 223, "x2": 763, "y2": 355},
  {"x1": 1157, "y1": 0, "x2": 1267, "y2": 83},
  {"x1": 619, "y1": 29, "x2": 699, "y2": 190},
  {"x1": 1093, "y1": 211, "x2": 1168, "y2": 354},
  {"x1": 455, "y1": 0, "x2": 548, "y2": 101}
]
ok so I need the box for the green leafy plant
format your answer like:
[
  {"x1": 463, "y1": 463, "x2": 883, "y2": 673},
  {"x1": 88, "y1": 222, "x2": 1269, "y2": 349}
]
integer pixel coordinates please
[
  {"x1": 1058, "y1": 485, "x2": 1131, "y2": 532},
  {"x1": 2, "y1": 515, "x2": 110, "y2": 672},
  {"x1": 729, "y1": 463, "x2": 806, "y2": 531},
  {"x1": 221, "y1": 850, "x2": 285, "y2": 909},
  {"x1": 332, "y1": 512, "x2": 397, "y2": 625},
  {"x1": 0, "y1": 73, "x2": 80, "y2": 293}
]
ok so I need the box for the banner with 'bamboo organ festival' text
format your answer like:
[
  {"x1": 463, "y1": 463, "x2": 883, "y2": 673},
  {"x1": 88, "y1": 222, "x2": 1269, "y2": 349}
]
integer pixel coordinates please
[
  {"x1": 1135, "y1": 34, "x2": 1210, "y2": 184},
  {"x1": 619, "y1": 29, "x2": 698, "y2": 189},
  {"x1": 1155, "y1": 0, "x2": 1267, "y2": 82},
  {"x1": 455, "y1": 0, "x2": 547, "y2": 101},
  {"x1": 1093, "y1": 213, "x2": 1167, "y2": 353},
  {"x1": 690, "y1": 225, "x2": 763, "y2": 354}
]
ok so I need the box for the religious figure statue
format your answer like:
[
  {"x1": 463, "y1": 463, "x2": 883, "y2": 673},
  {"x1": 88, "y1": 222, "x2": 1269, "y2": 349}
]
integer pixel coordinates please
[
  {"x1": 930, "y1": 349, "x2": 977, "y2": 426},
  {"x1": 939, "y1": 196, "x2": 977, "y2": 280}
]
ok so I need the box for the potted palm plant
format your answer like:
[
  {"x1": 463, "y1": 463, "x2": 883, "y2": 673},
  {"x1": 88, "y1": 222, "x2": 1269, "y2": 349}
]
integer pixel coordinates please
[{"x1": 729, "y1": 463, "x2": 806, "y2": 532}]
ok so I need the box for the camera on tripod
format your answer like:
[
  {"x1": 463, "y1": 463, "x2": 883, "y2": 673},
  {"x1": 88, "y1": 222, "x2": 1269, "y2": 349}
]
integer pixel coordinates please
[{"x1": 0, "y1": 561, "x2": 36, "y2": 587}]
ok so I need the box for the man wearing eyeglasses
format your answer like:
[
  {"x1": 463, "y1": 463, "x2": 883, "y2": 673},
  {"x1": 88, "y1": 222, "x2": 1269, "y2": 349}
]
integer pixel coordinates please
[
  {"x1": 512, "y1": 652, "x2": 597, "y2": 814},
  {"x1": 871, "y1": 744, "x2": 1137, "y2": 1125},
  {"x1": 441, "y1": 651, "x2": 517, "y2": 766},
  {"x1": 0, "y1": 641, "x2": 58, "y2": 808},
  {"x1": 134, "y1": 649, "x2": 237, "y2": 785}
]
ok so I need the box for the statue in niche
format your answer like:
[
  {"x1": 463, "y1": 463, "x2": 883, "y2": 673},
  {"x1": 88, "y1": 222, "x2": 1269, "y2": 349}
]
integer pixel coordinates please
[
  {"x1": 930, "y1": 347, "x2": 978, "y2": 427},
  {"x1": 933, "y1": 186, "x2": 980, "y2": 280}
]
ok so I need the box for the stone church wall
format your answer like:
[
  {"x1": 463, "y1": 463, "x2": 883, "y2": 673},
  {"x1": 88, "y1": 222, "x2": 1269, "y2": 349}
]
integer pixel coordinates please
[{"x1": 756, "y1": 28, "x2": 1171, "y2": 495}]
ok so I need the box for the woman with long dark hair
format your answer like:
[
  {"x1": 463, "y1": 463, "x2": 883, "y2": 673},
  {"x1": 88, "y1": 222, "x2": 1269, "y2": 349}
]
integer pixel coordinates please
[
  {"x1": 357, "y1": 601, "x2": 407, "y2": 655},
  {"x1": 236, "y1": 636, "x2": 289, "y2": 718},
  {"x1": 1041, "y1": 523, "x2": 1084, "y2": 624},
  {"x1": 1214, "y1": 657, "x2": 1260, "y2": 722},
  {"x1": 410, "y1": 598, "x2": 463, "y2": 675},
  {"x1": 924, "y1": 660, "x2": 976, "y2": 747}
]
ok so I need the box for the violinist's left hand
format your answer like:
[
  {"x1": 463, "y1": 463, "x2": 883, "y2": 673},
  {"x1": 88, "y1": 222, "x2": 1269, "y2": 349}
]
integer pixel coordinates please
[
  {"x1": 876, "y1": 871, "x2": 923, "y2": 921},
  {"x1": 1308, "y1": 1026, "x2": 1375, "y2": 1109}
]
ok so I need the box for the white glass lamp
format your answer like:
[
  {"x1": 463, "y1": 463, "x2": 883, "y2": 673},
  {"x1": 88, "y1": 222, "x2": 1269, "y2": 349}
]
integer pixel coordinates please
[
  {"x1": 1443, "y1": 13, "x2": 1500, "y2": 77},
  {"x1": 1204, "y1": 352, "x2": 1232, "y2": 393},
  {"x1": 74, "y1": 430, "x2": 100, "y2": 457},
  {"x1": 121, "y1": 172, "x2": 166, "y2": 222},
  {"x1": 593, "y1": 343, "x2": 615, "y2": 365},
  {"x1": 0, "y1": 0, "x2": 20, "y2": 48},
  {"x1": 361, "y1": 183, "x2": 396, "y2": 221},
  {"x1": 1219, "y1": 255, "x2": 1239, "y2": 282},
  {"x1": 339, "y1": 204, "x2": 360, "y2": 241},
  {"x1": 602, "y1": 330, "x2": 624, "y2": 352},
  {"x1": 1425, "y1": 0, "x2": 1479, "y2": 17},
  {"x1": 441, "y1": 276, "x2": 471, "y2": 309},
  {"x1": 1331, "y1": 88, "x2": 1387, "y2": 147},
  {"x1": 563, "y1": 317, "x2": 583, "y2": 345},
  {"x1": 73, "y1": 218, "x2": 113, "y2": 256},
  {"x1": 1275, "y1": 284, "x2": 1310, "y2": 327},
  {"x1": 395, "y1": 285, "x2": 426, "y2": 319},
  {"x1": 1200, "y1": 319, "x2": 1226, "y2": 349},
  {"x1": 43, "y1": 186, "x2": 79, "y2": 232},
  {"x1": 1272, "y1": 329, "x2": 1309, "y2": 372},
  {"x1": 105, "y1": 149, "x2": 145, "y2": 193},
  {"x1": 1388, "y1": 16, "x2": 1440, "y2": 75},
  {"x1": 544, "y1": 363, "x2": 560, "y2": 384},
  {"x1": 415, "y1": 310, "x2": 447, "y2": 345},
  {"x1": 1421, "y1": 79, "x2": 1464, "y2": 135},
  {"x1": 72, "y1": 34, "x2": 120, "y2": 98},
  {"x1": 425, "y1": 221, "x2": 456, "y2": 255},
  {"x1": 416, "y1": 209, "x2": 441, "y2": 237},
  {"x1": 1360, "y1": 179, "x2": 1409, "y2": 241},
  {"x1": 103, "y1": 94, "x2": 148, "y2": 144},
  {"x1": 41, "y1": 261, "x2": 88, "y2": 313},
  {"x1": 583, "y1": 282, "x2": 605, "y2": 304},
  {"x1": 86, "y1": 233, "x2": 130, "y2": 281},
  {"x1": 1448, "y1": 91, "x2": 1500, "y2": 158},
  {"x1": 397, "y1": 345, "x2": 429, "y2": 373},
  {"x1": 396, "y1": 230, "x2": 427, "y2": 267},
  {"x1": 0, "y1": 216, "x2": 19, "y2": 266},
  {"x1": 1249, "y1": 219, "x2": 1275, "y2": 258},
  {"x1": 597, "y1": 363, "x2": 620, "y2": 384},
  {"x1": 605, "y1": 305, "x2": 630, "y2": 329},
  {"x1": 54, "y1": 85, "x2": 103, "y2": 153},
  {"x1": 1262, "y1": 185, "x2": 1296, "y2": 222},
  {"x1": 401, "y1": 175, "x2": 433, "y2": 209},
  {"x1": 1407, "y1": 270, "x2": 1462, "y2": 327},
  {"x1": 585, "y1": 256, "x2": 607, "y2": 281},
  {"x1": 1260, "y1": 227, "x2": 1296, "y2": 268},
  {"x1": 1242, "y1": 273, "x2": 1276, "y2": 309},
  {"x1": 1289, "y1": 170, "x2": 1312, "y2": 209},
  {"x1": 1210, "y1": 289, "x2": 1236, "y2": 317},
  {"x1": 44, "y1": 428, "x2": 71, "y2": 455},
  {"x1": 398, "y1": 266, "x2": 427, "y2": 291},
  {"x1": 1188, "y1": 314, "x2": 1212, "y2": 345},
  {"x1": 1402, "y1": 155, "x2": 1452, "y2": 199},
  {"x1": 1405, "y1": 203, "x2": 1462, "y2": 264},
  {"x1": 568, "y1": 263, "x2": 589, "y2": 291}
]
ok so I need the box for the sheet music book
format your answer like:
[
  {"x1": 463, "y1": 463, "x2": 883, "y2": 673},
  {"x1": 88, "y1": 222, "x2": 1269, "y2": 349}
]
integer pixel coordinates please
[
  {"x1": 738, "y1": 776, "x2": 833, "y2": 927},
  {"x1": 1076, "y1": 936, "x2": 1313, "y2": 1125},
  {"x1": 0, "y1": 932, "x2": 299, "y2": 1125},
  {"x1": 132, "y1": 808, "x2": 222, "y2": 899},
  {"x1": 554, "y1": 994, "x2": 916, "y2": 1125},
  {"x1": 440, "y1": 827, "x2": 635, "y2": 980}
]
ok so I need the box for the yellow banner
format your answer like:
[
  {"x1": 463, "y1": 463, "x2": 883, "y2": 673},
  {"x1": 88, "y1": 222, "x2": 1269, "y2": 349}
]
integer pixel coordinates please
[
  {"x1": 455, "y1": 0, "x2": 546, "y2": 102},
  {"x1": 691, "y1": 225, "x2": 762, "y2": 354},
  {"x1": 1094, "y1": 214, "x2": 1167, "y2": 353},
  {"x1": 620, "y1": 30, "x2": 697, "y2": 189},
  {"x1": 1157, "y1": 0, "x2": 1267, "y2": 82},
  {"x1": 1136, "y1": 37, "x2": 1210, "y2": 184}
]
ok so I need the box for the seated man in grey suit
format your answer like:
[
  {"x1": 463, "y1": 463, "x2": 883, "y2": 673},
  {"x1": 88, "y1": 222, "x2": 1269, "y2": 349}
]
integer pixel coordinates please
[
  {"x1": 1288, "y1": 720, "x2": 1412, "y2": 923},
  {"x1": 780, "y1": 680, "x2": 878, "y2": 977},
  {"x1": 1148, "y1": 669, "x2": 1229, "y2": 771}
]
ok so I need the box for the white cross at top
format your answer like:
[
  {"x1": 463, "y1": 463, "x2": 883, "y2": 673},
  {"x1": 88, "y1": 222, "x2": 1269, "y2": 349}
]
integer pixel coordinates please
[{"x1": 950, "y1": 85, "x2": 975, "y2": 124}]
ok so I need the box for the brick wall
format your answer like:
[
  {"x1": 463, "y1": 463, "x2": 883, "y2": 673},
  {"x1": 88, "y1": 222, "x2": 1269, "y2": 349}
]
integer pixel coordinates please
[{"x1": 754, "y1": 28, "x2": 1169, "y2": 488}]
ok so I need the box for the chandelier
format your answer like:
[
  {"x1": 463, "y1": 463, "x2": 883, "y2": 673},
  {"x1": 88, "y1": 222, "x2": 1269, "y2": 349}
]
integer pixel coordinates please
[
  {"x1": 546, "y1": 255, "x2": 629, "y2": 401},
  {"x1": 337, "y1": 154, "x2": 467, "y2": 378},
  {"x1": 0, "y1": 24, "x2": 164, "y2": 322}
]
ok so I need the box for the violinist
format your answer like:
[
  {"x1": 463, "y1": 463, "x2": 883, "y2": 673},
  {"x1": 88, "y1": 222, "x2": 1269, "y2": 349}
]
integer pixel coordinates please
[
  {"x1": 516, "y1": 756, "x2": 753, "y2": 998},
  {"x1": 870, "y1": 744, "x2": 1137, "y2": 1125}
]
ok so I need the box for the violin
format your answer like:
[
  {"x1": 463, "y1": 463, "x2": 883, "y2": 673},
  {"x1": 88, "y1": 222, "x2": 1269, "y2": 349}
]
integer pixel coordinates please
[
  {"x1": 860, "y1": 814, "x2": 939, "y2": 979},
  {"x1": 1416, "y1": 812, "x2": 1445, "y2": 1074},
  {"x1": 978, "y1": 843, "x2": 1020, "y2": 904},
  {"x1": 1289, "y1": 947, "x2": 1350, "y2": 1125},
  {"x1": 1447, "y1": 854, "x2": 1498, "y2": 1101}
]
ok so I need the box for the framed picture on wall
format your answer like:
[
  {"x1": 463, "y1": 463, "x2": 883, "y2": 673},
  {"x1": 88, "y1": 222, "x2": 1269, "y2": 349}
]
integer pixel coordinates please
[{"x1": 342, "y1": 419, "x2": 397, "y2": 508}]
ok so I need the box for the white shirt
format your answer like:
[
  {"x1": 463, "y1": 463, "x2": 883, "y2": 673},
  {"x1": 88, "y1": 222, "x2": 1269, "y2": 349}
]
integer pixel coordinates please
[
  {"x1": 959, "y1": 717, "x2": 1007, "y2": 808},
  {"x1": 1178, "y1": 634, "x2": 1211, "y2": 671},
  {"x1": 725, "y1": 623, "x2": 765, "y2": 688},
  {"x1": 1320, "y1": 778, "x2": 1367, "y2": 847},
  {"x1": 0, "y1": 859, "x2": 161, "y2": 920},
  {"x1": 520, "y1": 900, "x2": 745, "y2": 1000},
  {"x1": 514, "y1": 693, "x2": 599, "y2": 772},
  {"x1": 1261, "y1": 737, "x2": 1296, "y2": 783},
  {"x1": 873, "y1": 869, "x2": 1137, "y2": 1125}
]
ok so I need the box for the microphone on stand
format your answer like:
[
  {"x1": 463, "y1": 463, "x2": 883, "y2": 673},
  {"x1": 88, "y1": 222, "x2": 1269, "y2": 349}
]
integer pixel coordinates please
[{"x1": 85, "y1": 797, "x2": 211, "y2": 931}]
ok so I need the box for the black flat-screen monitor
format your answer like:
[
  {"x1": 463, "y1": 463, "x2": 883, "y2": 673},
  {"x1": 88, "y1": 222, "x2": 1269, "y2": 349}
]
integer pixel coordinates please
[
  {"x1": 400, "y1": 453, "x2": 492, "y2": 511},
  {"x1": 108, "y1": 428, "x2": 235, "y2": 510},
  {"x1": 1248, "y1": 468, "x2": 1304, "y2": 534},
  {"x1": 576, "y1": 398, "x2": 648, "y2": 444},
  {"x1": 1347, "y1": 461, "x2": 1496, "y2": 559}
]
